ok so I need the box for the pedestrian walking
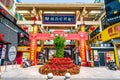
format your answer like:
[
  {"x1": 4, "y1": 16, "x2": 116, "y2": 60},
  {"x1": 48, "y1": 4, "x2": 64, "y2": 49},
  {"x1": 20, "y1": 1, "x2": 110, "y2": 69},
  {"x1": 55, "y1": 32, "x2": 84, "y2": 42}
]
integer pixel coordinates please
[{"x1": 78, "y1": 56, "x2": 81, "y2": 67}]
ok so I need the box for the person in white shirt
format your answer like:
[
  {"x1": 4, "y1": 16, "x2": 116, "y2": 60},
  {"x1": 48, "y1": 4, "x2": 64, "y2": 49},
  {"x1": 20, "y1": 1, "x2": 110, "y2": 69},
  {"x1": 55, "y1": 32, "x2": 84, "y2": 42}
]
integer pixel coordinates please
[{"x1": 78, "y1": 56, "x2": 81, "y2": 67}]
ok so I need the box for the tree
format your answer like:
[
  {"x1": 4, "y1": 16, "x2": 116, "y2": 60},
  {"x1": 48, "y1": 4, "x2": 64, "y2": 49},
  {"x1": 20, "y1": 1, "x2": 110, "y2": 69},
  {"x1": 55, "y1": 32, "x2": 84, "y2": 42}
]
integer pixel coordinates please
[{"x1": 53, "y1": 36, "x2": 65, "y2": 58}]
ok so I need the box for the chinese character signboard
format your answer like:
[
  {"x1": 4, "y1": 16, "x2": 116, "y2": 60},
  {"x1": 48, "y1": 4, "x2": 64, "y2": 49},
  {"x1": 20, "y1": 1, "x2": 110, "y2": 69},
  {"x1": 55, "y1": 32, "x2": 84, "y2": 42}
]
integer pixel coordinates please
[
  {"x1": 101, "y1": 22, "x2": 120, "y2": 42},
  {"x1": 0, "y1": 6, "x2": 17, "y2": 23},
  {"x1": 0, "y1": 0, "x2": 14, "y2": 10},
  {"x1": 104, "y1": 0, "x2": 120, "y2": 24},
  {"x1": 43, "y1": 14, "x2": 76, "y2": 24}
]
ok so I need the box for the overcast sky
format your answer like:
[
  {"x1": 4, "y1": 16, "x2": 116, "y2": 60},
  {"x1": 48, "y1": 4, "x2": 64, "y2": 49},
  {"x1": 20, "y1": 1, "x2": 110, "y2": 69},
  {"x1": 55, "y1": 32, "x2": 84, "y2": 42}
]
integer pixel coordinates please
[{"x1": 21, "y1": 0, "x2": 95, "y2": 3}]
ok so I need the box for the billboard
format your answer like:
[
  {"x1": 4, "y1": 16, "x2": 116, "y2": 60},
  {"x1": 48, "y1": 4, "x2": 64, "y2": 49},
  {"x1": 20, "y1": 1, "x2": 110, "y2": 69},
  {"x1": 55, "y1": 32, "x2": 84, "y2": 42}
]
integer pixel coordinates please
[
  {"x1": 43, "y1": 14, "x2": 76, "y2": 24},
  {"x1": 104, "y1": 0, "x2": 120, "y2": 24}
]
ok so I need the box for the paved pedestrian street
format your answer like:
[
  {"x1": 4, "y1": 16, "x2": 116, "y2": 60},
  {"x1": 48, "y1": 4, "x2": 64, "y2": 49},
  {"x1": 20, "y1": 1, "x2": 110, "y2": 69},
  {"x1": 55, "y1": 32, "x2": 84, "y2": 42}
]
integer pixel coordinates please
[{"x1": 1, "y1": 65, "x2": 120, "y2": 80}]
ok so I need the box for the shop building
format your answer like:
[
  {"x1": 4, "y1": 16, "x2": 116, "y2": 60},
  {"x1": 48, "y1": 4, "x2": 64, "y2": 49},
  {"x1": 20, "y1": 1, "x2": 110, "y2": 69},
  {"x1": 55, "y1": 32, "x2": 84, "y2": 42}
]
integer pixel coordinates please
[
  {"x1": 0, "y1": 2, "x2": 28, "y2": 65},
  {"x1": 90, "y1": 21, "x2": 120, "y2": 67}
]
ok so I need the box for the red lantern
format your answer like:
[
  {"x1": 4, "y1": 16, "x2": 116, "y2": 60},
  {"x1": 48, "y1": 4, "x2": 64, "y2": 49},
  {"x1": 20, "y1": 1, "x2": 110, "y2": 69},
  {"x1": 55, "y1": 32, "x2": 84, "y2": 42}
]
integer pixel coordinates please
[
  {"x1": 23, "y1": 26, "x2": 28, "y2": 32},
  {"x1": 90, "y1": 26, "x2": 95, "y2": 31},
  {"x1": 33, "y1": 16, "x2": 37, "y2": 24}
]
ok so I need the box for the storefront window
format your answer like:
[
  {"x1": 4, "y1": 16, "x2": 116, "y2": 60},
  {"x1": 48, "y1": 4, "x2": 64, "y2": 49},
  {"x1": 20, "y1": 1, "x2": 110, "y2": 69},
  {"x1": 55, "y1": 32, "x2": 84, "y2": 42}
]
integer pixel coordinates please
[
  {"x1": 106, "y1": 51, "x2": 115, "y2": 63},
  {"x1": 22, "y1": 52, "x2": 30, "y2": 59},
  {"x1": 93, "y1": 50, "x2": 99, "y2": 61}
]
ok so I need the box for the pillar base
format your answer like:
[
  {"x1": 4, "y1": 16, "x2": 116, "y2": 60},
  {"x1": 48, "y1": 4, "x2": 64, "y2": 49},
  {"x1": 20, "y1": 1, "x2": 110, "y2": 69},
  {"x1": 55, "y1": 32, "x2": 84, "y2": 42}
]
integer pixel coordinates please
[{"x1": 81, "y1": 62, "x2": 87, "y2": 66}]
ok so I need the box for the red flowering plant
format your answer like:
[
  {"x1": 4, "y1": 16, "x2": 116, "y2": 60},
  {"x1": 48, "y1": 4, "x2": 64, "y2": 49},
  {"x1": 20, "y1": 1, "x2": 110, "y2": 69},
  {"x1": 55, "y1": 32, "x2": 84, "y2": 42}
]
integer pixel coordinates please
[
  {"x1": 39, "y1": 58, "x2": 80, "y2": 76},
  {"x1": 39, "y1": 36, "x2": 80, "y2": 76}
]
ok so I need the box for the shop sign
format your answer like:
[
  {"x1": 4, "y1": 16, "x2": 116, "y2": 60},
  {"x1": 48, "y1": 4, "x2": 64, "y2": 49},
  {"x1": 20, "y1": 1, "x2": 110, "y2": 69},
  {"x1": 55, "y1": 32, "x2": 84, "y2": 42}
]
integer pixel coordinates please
[
  {"x1": 43, "y1": 14, "x2": 76, "y2": 24},
  {"x1": 17, "y1": 46, "x2": 30, "y2": 51},
  {"x1": 80, "y1": 39, "x2": 86, "y2": 62},
  {"x1": 102, "y1": 22, "x2": 120, "y2": 42},
  {"x1": 104, "y1": 0, "x2": 120, "y2": 24},
  {"x1": 0, "y1": 6, "x2": 7, "y2": 16},
  {"x1": 0, "y1": 0, "x2": 14, "y2": 10},
  {"x1": 0, "y1": 6, "x2": 17, "y2": 23},
  {"x1": 17, "y1": 46, "x2": 41, "y2": 52},
  {"x1": 8, "y1": 46, "x2": 17, "y2": 61},
  {"x1": 50, "y1": 34, "x2": 68, "y2": 38},
  {"x1": 108, "y1": 25, "x2": 120, "y2": 36}
]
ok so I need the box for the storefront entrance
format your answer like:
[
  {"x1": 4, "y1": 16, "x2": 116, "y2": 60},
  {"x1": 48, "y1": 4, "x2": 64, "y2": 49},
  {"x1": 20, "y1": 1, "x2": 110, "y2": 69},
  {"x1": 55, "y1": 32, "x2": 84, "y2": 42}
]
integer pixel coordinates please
[{"x1": 99, "y1": 53, "x2": 105, "y2": 66}]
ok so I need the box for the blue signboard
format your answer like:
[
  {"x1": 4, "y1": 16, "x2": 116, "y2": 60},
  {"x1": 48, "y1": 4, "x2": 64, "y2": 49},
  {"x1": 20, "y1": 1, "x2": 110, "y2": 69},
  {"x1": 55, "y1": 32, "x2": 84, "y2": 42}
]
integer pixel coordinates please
[
  {"x1": 43, "y1": 14, "x2": 76, "y2": 24},
  {"x1": 104, "y1": 0, "x2": 120, "y2": 24}
]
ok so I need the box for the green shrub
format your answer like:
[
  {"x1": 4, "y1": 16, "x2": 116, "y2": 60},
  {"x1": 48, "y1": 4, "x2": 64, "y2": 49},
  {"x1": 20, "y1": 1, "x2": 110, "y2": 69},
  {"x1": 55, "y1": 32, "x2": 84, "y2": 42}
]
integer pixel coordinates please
[{"x1": 53, "y1": 36, "x2": 65, "y2": 58}]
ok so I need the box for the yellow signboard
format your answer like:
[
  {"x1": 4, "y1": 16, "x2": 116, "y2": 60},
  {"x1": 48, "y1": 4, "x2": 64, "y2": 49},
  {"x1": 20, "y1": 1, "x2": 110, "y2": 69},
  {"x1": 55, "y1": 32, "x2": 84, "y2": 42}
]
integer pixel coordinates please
[
  {"x1": 17, "y1": 46, "x2": 41, "y2": 52},
  {"x1": 102, "y1": 22, "x2": 120, "y2": 42}
]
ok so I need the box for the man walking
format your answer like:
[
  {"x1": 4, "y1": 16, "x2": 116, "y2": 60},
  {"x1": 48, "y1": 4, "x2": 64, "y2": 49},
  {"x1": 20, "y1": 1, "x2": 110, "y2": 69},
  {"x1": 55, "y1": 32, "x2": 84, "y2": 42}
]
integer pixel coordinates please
[{"x1": 78, "y1": 56, "x2": 81, "y2": 67}]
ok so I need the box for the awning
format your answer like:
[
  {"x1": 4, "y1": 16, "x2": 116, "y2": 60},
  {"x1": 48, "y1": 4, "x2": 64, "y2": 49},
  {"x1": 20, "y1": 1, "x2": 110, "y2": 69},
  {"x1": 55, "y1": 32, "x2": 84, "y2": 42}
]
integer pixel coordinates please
[{"x1": 0, "y1": 41, "x2": 11, "y2": 44}]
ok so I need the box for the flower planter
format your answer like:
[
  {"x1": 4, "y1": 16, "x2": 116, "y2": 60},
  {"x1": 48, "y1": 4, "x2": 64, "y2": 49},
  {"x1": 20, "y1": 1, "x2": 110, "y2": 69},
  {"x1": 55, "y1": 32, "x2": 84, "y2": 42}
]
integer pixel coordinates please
[{"x1": 39, "y1": 58, "x2": 80, "y2": 76}]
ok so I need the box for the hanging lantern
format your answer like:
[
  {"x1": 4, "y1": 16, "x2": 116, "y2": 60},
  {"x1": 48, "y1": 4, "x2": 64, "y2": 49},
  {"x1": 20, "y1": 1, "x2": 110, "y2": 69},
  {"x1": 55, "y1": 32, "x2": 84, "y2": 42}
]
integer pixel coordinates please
[
  {"x1": 33, "y1": 15, "x2": 37, "y2": 24},
  {"x1": 20, "y1": 33, "x2": 24, "y2": 38},
  {"x1": 23, "y1": 26, "x2": 28, "y2": 32},
  {"x1": 90, "y1": 26, "x2": 95, "y2": 31}
]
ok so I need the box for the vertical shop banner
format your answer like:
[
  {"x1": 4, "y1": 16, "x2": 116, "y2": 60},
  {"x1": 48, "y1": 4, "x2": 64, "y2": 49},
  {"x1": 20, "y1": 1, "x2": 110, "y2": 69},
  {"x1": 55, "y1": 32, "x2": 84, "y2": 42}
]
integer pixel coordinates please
[
  {"x1": 1, "y1": 45, "x2": 6, "y2": 59},
  {"x1": 0, "y1": 44, "x2": 3, "y2": 59},
  {"x1": 30, "y1": 39, "x2": 37, "y2": 65},
  {"x1": 80, "y1": 39, "x2": 87, "y2": 66}
]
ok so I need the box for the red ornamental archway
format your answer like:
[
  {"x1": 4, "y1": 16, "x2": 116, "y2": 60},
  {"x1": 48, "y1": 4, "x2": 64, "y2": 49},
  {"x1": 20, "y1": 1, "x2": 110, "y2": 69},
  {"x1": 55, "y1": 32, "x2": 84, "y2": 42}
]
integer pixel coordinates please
[{"x1": 29, "y1": 31, "x2": 88, "y2": 66}]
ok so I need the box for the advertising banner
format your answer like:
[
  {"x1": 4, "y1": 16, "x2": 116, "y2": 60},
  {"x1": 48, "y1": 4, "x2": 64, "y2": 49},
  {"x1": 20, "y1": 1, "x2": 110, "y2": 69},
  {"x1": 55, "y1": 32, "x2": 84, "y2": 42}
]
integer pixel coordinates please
[
  {"x1": 1, "y1": 45, "x2": 7, "y2": 59},
  {"x1": 8, "y1": 46, "x2": 17, "y2": 61}
]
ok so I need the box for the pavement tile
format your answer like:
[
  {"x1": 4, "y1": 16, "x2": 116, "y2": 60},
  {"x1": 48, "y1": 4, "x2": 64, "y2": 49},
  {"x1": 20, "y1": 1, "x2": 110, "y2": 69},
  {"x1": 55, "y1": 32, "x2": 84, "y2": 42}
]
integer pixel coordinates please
[{"x1": 1, "y1": 65, "x2": 120, "y2": 80}]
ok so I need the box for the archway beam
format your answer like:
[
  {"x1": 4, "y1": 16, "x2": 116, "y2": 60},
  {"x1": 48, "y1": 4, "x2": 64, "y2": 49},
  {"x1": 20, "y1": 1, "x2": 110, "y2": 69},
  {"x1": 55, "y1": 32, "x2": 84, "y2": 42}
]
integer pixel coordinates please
[{"x1": 29, "y1": 32, "x2": 88, "y2": 40}]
